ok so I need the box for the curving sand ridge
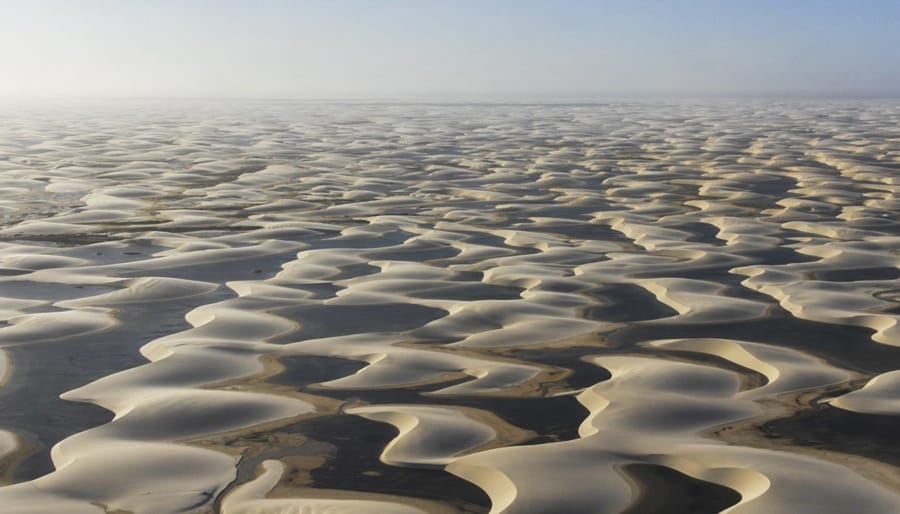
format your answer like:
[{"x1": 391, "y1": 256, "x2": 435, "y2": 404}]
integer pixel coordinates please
[
  {"x1": 0, "y1": 100, "x2": 898, "y2": 513},
  {"x1": 222, "y1": 460, "x2": 430, "y2": 514},
  {"x1": 446, "y1": 352, "x2": 898, "y2": 514},
  {"x1": 647, "y1": 338, "x2": 852, "y2": 398},
  {"x1": 284, "y1": 332, "x2": 542, "y2": 394},
  {"x1": 346, "y1": 404, "x2": 502, "y2": 468},
  {"x1": 57, "y1": 276, "x2": 220, "y2": 307},
  {"x1": 0, "y1": 278, "x2": 316, "y2": 512},
  {"x1": 830, "y1": 370, "x2": 900, "y2": 415},
  {"x1": 0, "y1": 309, "x2": 117, "y2": 346},
  {"x1": 448, "y1": 350, "x2": 898, "y2": 514},
  {"x1": 734, "y1": 238, "x2": 900, "y2": 347}
]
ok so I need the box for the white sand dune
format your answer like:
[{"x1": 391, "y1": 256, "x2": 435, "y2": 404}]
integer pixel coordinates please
[
  {"x1": 222, "y1": 460, "x2": 429, "y2": 514},
  {"x1": 0, "y1": 309, "x2": 116, "y2": 345},
  {"x1": 0, "y1": 100, "x2": 897, "y2": 513},
  {"x1": 831, "y1": 370, "x2": 900, "y2": 415},
  {"x1": 346, "y1": 404, "x2": 497, "y2": 468},
  {"x1": 638, "y1": 278, "x2": 770, "y2": 324},
  {"x1": 284, "y1": 333, "x2": 541, "y2": 394},
  {"x1": 735, "y1": 239, "x2": 900, "y2": 346},
  {"x1": 648, "y1": 338, "x2": 852, "y2": 398},
  {"x1": 57, "y1": 276, "x2": 220, "y2": 307},
  {"x1": 447, "y1": 354, "x2": 899, "y2": 514}
]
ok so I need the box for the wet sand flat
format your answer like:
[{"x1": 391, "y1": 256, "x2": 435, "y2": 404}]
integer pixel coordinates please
[{"x1": 0, "y1": 99, "x2": 898, "y2": 513}]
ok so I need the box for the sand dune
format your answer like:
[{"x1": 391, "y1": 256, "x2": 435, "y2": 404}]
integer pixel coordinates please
[
  {"x1": 0, "y1": 100, "x2": 897, "y2": 513},
  {"x1": 830, "y1": 370, "x2": 900, "y2": 415}
]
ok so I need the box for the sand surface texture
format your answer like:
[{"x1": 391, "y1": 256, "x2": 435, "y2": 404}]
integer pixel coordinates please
[{"x1": 0, "y1": 100, "x2": 898, "y2": 513}]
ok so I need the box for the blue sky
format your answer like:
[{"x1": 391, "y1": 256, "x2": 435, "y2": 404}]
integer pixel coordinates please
[{"x1": 1, "y1": 0, "x2": 898, "y2": 99}]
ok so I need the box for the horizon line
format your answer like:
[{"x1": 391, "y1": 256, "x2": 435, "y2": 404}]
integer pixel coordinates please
[{"x1": 3, "y1": 92, "x2": 900, "y2": 104}]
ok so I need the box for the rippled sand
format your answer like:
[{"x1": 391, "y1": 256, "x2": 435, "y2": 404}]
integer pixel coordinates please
[{"x1": 0, "y1": 100, "x2": 898, "y2": 513}]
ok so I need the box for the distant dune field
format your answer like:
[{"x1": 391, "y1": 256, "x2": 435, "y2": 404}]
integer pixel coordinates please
[{"x1": 0, "y1": 100, "x2": 898, "y2": 514}]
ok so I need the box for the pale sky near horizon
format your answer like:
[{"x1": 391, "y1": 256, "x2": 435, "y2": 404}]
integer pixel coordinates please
[{"x1": 1, "y1": 0, "x2": 898, "y2": 100}]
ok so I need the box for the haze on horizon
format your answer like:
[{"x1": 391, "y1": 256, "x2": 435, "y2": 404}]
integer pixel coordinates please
[{"x1": 1, "y1": 0, "x2": 899, "y2": 100}]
